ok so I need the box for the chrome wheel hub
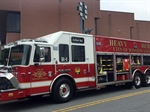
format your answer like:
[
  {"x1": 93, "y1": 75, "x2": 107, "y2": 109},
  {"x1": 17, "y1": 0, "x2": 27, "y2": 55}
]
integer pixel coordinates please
[
  {"x1": 146, "y1": 75, "x2": 150, "y2": 84},
  {"x1": 135, "y1": 76, "x2": 141, "y2": 86},
  {"x1": 59, "y1": 83, "x2": 70, "y2": 98}
]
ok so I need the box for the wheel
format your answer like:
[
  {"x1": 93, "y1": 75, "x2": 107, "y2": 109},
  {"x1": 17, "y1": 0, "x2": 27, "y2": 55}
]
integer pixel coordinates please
[
  {"x1": 143, "y1": 72, "x2": 150, "y2": 87},
  {"x1": 51, "y1": 78, "x2": 74, "y2": 103},
  {"x1": 133, "y1": 72, "x2": 142, "y2": 89}
]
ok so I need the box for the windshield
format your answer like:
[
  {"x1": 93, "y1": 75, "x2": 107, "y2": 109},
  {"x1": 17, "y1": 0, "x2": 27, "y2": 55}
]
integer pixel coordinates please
[
  {"x1": 0, "y1": 48, "x2": 10, "y2": 66},
  {"x1": 8, "y1": 45, "x2": 31, "y2": 66}
]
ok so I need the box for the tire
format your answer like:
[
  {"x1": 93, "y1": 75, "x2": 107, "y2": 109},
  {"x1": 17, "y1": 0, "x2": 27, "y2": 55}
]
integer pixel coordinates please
[
  {"x1": 143, "y1": 72, "x2": 150, "y2": 87},
  {"x1": 133, "y1": 72, "x2": 142, "y2": 89},
  {"x1": 51, "y1": 78, "x2": 74, "y2": 103}
]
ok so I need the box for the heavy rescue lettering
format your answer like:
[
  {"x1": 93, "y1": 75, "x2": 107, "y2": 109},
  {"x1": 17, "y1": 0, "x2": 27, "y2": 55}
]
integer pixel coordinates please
[
  {"x1": 110, "y1": 40, "x2": 127, "y2": 47},
  {"x1": 142, "y1": 43, "x2": 150, "y2": 48},
  {"x1": 106, "y1": 39, "x2": 150, "y2": 53}
]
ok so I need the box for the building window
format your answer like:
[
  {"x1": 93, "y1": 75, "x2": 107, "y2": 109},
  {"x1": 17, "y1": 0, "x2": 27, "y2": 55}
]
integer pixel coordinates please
[
  {"x1": 59, "y1": 44, "x2": 69, "y2": 62},
  {"x1": 6, "y1": 12, "x2": 20, "y2": 33},
  {"x1": 72, "y1": 45, "x2": 85, "y2": 62}
]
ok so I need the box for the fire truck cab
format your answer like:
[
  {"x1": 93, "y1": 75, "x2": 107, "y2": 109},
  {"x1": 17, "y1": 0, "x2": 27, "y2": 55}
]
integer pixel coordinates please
[
  {"x1": 0, "y1": 31, "x2": 95, "y2": 103},
  {"x1": 0, "y1": 31, "x2": 150, "y2": 103}
]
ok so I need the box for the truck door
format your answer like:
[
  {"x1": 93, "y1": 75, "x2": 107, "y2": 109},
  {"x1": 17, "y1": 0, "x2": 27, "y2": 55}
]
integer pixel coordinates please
[
  {"x1": 70, "y1": 35, "x2": 95, "y2": 88},
  {"x1": 30, "y1": 45, "x2": 53, "y2": 95}
]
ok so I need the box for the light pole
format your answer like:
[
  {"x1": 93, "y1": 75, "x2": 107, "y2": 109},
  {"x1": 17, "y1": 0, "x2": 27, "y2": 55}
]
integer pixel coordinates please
[{"x1": 77, "y1": 2, "x2": 88, "y2": 33}]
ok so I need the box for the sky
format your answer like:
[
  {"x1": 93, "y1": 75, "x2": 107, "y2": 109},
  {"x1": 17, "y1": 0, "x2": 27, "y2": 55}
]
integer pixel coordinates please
[{"x1": 100, "y1": 0, "x2": 150, "y2": 21}]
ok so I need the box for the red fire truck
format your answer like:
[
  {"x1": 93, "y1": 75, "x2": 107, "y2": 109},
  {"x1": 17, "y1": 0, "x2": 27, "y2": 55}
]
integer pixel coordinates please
[{"x1": 0, "y1": 31, "x2": 150, "y2": 103}]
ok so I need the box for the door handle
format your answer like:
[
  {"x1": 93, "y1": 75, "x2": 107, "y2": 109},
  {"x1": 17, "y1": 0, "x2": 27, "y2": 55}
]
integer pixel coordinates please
[{"x1": 86, "y1": 58, "x2": 90, "y2": 73}]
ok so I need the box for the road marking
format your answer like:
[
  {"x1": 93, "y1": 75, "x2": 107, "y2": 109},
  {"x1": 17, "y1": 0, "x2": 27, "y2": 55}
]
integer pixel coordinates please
[{"x1": 52, "y1": 89, "x2": 150, "y2": 112}]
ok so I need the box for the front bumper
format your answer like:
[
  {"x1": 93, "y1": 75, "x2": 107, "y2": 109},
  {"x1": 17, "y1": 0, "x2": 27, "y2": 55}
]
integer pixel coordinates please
[{"x1": 0, "y1": 73, "x2": 27, "y2": 102}]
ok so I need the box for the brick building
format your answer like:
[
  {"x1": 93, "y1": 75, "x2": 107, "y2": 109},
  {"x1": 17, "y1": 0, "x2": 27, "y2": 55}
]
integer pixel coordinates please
[
  {"x1": 99, "y1": 10, "x2": 150, "y2": 41},
  {"x1": 0, "y1": 0, "x2": 150, "y2": 45}
]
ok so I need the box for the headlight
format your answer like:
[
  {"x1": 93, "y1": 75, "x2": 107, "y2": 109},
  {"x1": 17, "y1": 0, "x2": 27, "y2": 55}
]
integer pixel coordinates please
[{"x1": 0, "y1": 73, "x2": 19, "y2": 91}]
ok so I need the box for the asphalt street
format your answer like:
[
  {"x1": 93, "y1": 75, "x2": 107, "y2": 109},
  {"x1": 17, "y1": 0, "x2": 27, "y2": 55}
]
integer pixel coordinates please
[{"x1": 0, "y1": 86, "x2": 150, "y2": 112}]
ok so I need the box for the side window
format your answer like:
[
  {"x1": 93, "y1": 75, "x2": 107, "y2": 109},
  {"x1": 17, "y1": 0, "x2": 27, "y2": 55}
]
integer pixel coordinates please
[
  {"x1": 34, "y1": 46, "x2": 40, "y2": 62},
  {"x1": 143, "y1": 56, "x2": 150, "y2": 65},
  {"x1": 34, "y1": 46, "x2": 51, "y2": 62},
  {"x1": 59, "y1": 44, "x2": 69, "y2": 62},
  {"x1": 44, "y1": 47, "x2": 51, "y2": 62},
  {"x1": 72, "y1": 45, "x2": 85, "y2": 62}
]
